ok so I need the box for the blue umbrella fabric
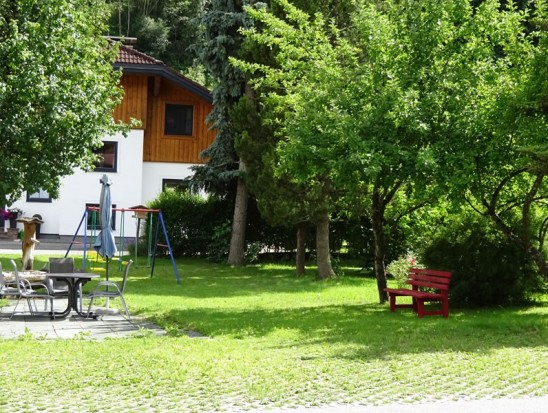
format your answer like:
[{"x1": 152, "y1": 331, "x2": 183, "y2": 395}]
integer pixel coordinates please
[{"x1": 94, "y1": 174, "x2": 117, "y2": 280}]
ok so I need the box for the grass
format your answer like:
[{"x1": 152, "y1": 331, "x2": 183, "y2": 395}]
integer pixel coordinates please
[{"x1": 0, "y1": 254, "x2": 547, "y2": 412}]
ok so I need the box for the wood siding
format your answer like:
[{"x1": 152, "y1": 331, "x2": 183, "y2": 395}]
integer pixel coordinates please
[
  {"x1": 143, "y1": 77, "x2": 215, "y2": 164},
  {"x1": 113, "y1": 74, "x2": 148, "y2": 128},
  {"x1": 113, "y1": 73, "x2": 215, "y2": 165}
]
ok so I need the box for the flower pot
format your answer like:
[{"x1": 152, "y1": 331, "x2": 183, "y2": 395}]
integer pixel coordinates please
[{"x1": 9, "y1": 218, "x2": 17, "y2": 229}]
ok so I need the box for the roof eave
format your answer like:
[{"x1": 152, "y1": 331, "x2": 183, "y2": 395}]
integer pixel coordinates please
[{"x1": 114, "y1": 63, "x2": 213, "y2": 103}]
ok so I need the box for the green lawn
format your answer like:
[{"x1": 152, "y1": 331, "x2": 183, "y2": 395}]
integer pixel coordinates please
[{"x1": 1, "y1": 254, "x2": 547, "y2": 413}]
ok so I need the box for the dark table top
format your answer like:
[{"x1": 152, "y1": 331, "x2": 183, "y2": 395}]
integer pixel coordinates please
[{"x1": 47, "y1": 272, "x2": 100, "y2": 280}]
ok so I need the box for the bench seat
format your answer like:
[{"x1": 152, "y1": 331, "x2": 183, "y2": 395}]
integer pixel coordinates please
[{"x1": 384, "y1": 268, "x2": 452, "y2": 318}]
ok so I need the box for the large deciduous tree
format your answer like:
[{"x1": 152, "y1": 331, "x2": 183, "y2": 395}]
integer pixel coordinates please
[
  {"x1": 237, "y1": 0, "x2": 547, "y2": 297},
  {"x1": 442, "y1": 0, "x2": 548, "y2": 280},
  {"x1": 0, "y1": 0, "x2": 125, "y2": 204}
]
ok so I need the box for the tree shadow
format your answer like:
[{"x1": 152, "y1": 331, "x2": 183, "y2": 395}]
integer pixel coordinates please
[{"x1": 155, "y1": 302, "x2": 547, "y2": 360}]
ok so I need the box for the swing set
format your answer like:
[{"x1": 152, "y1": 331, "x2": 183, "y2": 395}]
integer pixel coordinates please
[{"x1": 66, "y1": 206, "x2": 180, "y2": 284}]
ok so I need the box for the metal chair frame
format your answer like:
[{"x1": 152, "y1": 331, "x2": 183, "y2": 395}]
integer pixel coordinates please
[{"x1": 86, "y1": 260, "x2": 133, "y2": 320}]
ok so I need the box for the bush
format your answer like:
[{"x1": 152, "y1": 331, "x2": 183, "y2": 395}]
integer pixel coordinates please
[
  {"x1": 148, "y1": 190, "x2": 231, "y2": 257},
  {"x1": 206, "y1": 220, "x2": 232, "y2": 262},
  {"x1": 422, "y1": 219, "x2": 540, "y2": 308},
  {"x1": 386, "y1": 253, "x2": 422, "y2": 288}
]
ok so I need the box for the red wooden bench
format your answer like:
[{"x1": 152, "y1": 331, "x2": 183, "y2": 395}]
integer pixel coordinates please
[{"x1": 384, "y1": 268, "x2": 452, "y2": 318}]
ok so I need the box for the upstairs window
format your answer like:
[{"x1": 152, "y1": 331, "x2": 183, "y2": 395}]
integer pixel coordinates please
[
  {"x1": 27, "y1": 188, "x2": 52, "y2": 203},
  {"x1": 93, "y1": 141, "x2": 118, "y2": 172},
  {"x1": 164, "y1": 104, "x2": 193, "y2": 136}
]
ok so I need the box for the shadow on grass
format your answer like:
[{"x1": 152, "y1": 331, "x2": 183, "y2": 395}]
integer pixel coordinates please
[{"x1": 155, "y1": 302, "x2": 547, "y2": 358}]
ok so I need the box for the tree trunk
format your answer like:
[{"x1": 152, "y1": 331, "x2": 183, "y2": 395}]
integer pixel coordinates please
[
  {"x1": 227, "y1": 161, "x2": 248, "y2": 266},
  {"x1": 316, "y1": 212, "x2": 335, "y2": 279},
  {"x1": 372, "y1": 189, "x2": 388, "y2": 303},
  {"x1": 296, "y1": 222, "x2": 307, "y2": 276}
]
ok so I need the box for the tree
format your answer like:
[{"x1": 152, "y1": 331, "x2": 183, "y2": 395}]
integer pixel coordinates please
[
  {"x1": 106, "y1": 0, "x2": 204, "y2": 72},
  {"x1": 237, "y1": 0, "x2": 546, "y2": 297},
  {"x1": 233, "y1": 1, "x2": 358, "y2": 277},
  {"x1": 0, "y1": 0, "x2": 125, "y2": 204},
  {"x1": 191, "y1": 0, "x2": 255, "y2": 266},
  {"x1": 442, "y1": 0, "x2": 548, "y2": 280}
]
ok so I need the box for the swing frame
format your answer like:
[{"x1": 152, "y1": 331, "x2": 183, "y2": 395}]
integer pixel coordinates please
[{"x1": 66, "y1": 207, "x2": 181, "y2": 284}]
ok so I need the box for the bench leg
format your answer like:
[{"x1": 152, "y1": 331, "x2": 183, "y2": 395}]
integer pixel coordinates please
[
  {"x1": 442, "y1": 298, "x2": 449, "y2": 318},
  {"x1": 415, "y1": 299, "x2": 425, "y2": 318},
  {"x1": 388, "y1": 294, "x2": 396, "y2": 312}
]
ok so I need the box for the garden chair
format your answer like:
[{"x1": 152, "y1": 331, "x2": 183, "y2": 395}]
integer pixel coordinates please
[
  {"x1": 86, "y1": 260, "x2": 133, "y2": 320},
  {"x1": 0, "y1": 262, "x2": 20, "y2": 314},
  {"x1": 9, "y1": 259, "x2": 55, "y2": 319}
]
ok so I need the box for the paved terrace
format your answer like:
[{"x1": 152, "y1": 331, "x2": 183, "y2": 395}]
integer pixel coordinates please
[{"x1": 0, "y1": 236, "x2": 164, "y2": 340}]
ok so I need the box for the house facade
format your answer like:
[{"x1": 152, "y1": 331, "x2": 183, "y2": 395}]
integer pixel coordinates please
[{"x1": 6, "y1": 45, "x2": 215, "y2": 239}]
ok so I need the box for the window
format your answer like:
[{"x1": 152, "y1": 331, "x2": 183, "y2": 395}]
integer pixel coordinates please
[
  {"x1": 162, "y1": 179, "x2": 189, "y2": 192},
  {"x1": 164, "y1": 104, "x2": 193, "y2": 136},
  {"x1": 27, "y1": 188, "x2": 52, "y2": 203},
  {"x1": 93, "y1": 141, "x2": 118, "y2": 172},
  {"x1": 86, "y1": 203, "x2": 116, "y2": 231}
]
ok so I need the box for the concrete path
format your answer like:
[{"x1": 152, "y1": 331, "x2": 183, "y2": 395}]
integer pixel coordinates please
[{"x1": 249, "y1": 397, "x2": 548, "y2": 413}]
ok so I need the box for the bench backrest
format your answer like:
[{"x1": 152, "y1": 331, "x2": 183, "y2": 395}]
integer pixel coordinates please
[{"x1": 406, "y1": 268, "x2": 452, "y2": 292}]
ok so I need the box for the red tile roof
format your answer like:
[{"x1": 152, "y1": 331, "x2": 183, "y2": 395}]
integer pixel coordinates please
[{"x1": 115, "y1": 45, "x2": 163, "y2": 66}]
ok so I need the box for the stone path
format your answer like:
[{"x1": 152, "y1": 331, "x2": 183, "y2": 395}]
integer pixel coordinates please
[{"x1": 0, "y1": 300, "x2": 165, "y2": 340}]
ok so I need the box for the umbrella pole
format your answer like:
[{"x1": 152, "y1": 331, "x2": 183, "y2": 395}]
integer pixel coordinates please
[{"x1": 105, "y1": 257, "x2": 110, "y2": 308}]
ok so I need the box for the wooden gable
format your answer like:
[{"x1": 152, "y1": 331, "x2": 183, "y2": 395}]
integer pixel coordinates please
[{"x1": 112, "y1": 45, "x2": 215, "y2": 165}]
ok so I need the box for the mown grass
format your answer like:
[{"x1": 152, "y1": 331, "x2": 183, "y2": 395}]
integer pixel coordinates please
[{"x1": 0, "y1": 254, "x2": 547, "y2": 412}]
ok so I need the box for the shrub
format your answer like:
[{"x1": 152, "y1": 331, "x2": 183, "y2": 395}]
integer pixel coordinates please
[
  {"x1": 386, "y1": 253, "x2": 422, "y2": 288},
  {"x1": 422, "y1": 219, "x2": 540, "y2": 307},
  {"x1": 207, "y1": 220, "x2": 232, "y2": 262},
  {"x1": 148, "y1": 190, "x2": 231, "y2": 257}
]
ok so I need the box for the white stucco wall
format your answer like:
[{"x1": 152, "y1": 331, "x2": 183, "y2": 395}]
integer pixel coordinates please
[
  {"x1": 9, "y1": 129, "x2": 145, "y2": 238},
  {"x1": 141, "y1": 162, "x2": 196, "y2": 204},
  {"x1": 7, "y1": 130, "x2": 203, "y2": 238}
]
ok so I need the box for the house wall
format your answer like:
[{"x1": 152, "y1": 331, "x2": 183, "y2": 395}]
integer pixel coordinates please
[
  {"x1": 10, "y1": 129, "x2": 144, "y2": 238},
  {"x1": 141, "y1": 162, "x2": 196, "y2": 204},
  {"x1": 113, "y1": 74, "x2": 148, "y2": 128},
  {"x1": 143, "y1": 77, "x2": 215, "y2": 164},
  {"x1": 7, "y1": 71, "x2": 214, "y2": 238}
]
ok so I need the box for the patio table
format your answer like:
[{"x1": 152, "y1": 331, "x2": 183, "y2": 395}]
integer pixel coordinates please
[{"x1": 47, "y1": 272, "x2": 100, "y2": 318}]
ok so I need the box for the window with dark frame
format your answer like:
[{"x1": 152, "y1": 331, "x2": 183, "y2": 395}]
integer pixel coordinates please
[
  {"x1": 86, "y1": 203, "x2": 116, "y2": 230},
  {"x1": 27, "y1": 188, "x2": 52, "y2": 203},
  {"x1": 162, "y1": 179, "x2": 189, "y2": 192},
  {"x1": 164, "y1": 104, "x2": 193, "y2": 136},
  {"x1": 93, "y1": 141, "x2": 118, "y2": 172}
]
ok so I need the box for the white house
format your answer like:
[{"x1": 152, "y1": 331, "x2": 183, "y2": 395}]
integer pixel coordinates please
[{"x1": 6, "y1": 44, "x2": 215, "y2": 241}]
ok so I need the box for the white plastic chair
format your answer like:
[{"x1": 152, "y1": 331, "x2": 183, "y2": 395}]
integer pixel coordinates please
[
  {"x1": 0, "y1": 262, "x2": 20, "y2": 312},
  {"x1": 9, "y1": 259, "x2": 55, "y2": 319},
  {"x1": 86, "y1": 260, "x2": 133, "y2": 320}
]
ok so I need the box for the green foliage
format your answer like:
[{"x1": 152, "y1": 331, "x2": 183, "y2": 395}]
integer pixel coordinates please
[
  {"x1": 0, "y1": 0, "x2": 126, "y2": 204},
  {"x1": 235, "y1": 0, "x2": 548, "y2": 290},
  {"x1": 422, "y1": 218, "x2": 542, "y2": 308},
  {"x1": 190, "y1": 0, "x2": 252, "y2": 193},
  {"x1": 147, "y1": 189, "x2": 298, "y2": 259},
  {"x1": 148, "y1": 190, "x2": 232, "y2": 257},
  {"x1": 106, "y1": 0, "x2": 203, "y2": 71},
  {"x1": 244, "y1": 240, "x2": 261, "y2": 264},
  {"x1": 386, "y1": 253, "x2": 422, "y2": 289},
  {"x1": 207, "y1": 220, "x2": 232, "y2": 262}
]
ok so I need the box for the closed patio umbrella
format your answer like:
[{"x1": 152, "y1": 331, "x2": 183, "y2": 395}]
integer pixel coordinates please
[{"x1": 94, "y1": 174, "x2": 117, "y2": 281}]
